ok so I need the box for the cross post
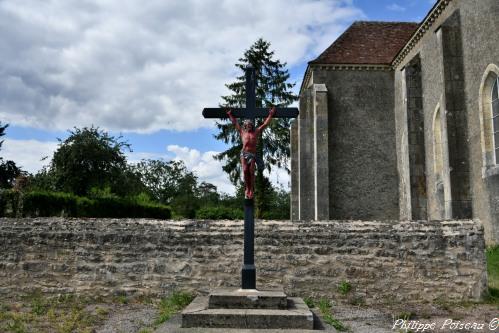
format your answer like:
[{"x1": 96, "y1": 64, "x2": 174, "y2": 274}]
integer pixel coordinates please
[{"x1": 202, "y1": 65, "x2": 298, "y2": 290}]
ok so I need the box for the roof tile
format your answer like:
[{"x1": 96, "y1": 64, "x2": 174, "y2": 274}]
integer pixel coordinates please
[{"x1": 310, "y1": 21, "x2": 419, "y2": 65}]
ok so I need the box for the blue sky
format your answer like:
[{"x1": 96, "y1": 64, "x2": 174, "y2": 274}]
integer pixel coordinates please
[{"x1": 0, "y1": 0, "x2": 434, "y2": 194}]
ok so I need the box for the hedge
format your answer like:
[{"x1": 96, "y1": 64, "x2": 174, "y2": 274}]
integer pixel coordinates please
[
  {"x1": 0, "y1": 189, "x2": 21, "y2": 217},
  {"x1": 23, "y1": 191, "x2": 78, "y2": 217},
  {"x1": 196, "y1": 206, "x2": 243, "y2": 220},
  {"x1": 1, "y1": 190, "x2": 170, "y2": 219}
]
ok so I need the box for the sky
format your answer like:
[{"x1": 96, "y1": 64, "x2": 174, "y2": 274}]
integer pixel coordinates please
[{"x1": 0, "y1": 0, "x2": 435, "y2": 194}]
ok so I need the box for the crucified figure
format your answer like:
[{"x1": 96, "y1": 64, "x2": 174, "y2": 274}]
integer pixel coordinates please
[{"x1": 227, "y1": 107, "x2": 276, "y2": 199}]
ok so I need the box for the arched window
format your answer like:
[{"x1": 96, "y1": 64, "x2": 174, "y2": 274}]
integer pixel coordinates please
[
  {"x1": 433, "y1": 104, "x2": 451, "y2": 219},
  {"x1": 479, "y1": 64, "x2": 499, "y2": 177},
  {"x1": 434, "y1": 107, "x2": 443, "y2": 175},
  {"x1": 493, "y1": 77, "x2": 499, "y2": 164}
]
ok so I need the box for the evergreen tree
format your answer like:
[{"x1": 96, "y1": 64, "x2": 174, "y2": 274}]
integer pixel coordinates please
[
  {"x1": 0, "y1": 122, "x2": 7, "y2": 150},
  {"x1": 214, "y1": 38, "x2": 298, "y2": 217}
]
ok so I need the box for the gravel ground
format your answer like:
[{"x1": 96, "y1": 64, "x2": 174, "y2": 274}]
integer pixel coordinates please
[
  {"x1": 96, "y1": 304, "x2": 157, "y2": 333},
  {"x1": 149, "y1": 302, "x2": 499, "y2": 333},
  {"x1": 332, "y1": 303, "x2": 499, "y2": 333},
  {"x1": 2, "y1": 294, "x2": 496, "y2": 332}
]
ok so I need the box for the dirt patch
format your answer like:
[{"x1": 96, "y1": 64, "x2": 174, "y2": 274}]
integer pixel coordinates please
[
  {"x1": 0, "y1": 293, "x2": 158, "y2": 333},
  {"x1": 331, "y1": 302, "x2": 499, "y2": 333}
]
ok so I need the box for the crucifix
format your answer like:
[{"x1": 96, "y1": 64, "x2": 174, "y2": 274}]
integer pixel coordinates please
[{"x1": 202, "y1": 65, "x2": 299, "y2": 289}]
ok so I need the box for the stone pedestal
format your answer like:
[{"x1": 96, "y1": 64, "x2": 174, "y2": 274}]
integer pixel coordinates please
[{"x1": 181, "y1": 289, "x2": 314, "y2": 330}]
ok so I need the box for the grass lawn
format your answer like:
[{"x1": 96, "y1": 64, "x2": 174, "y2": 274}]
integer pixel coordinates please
[{"x1": 487, "y1": 246, "x2": 499, "y2": 299}]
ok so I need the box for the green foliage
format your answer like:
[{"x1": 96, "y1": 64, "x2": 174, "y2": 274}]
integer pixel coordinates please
[
  {"x1": 338, "y1": 281, "x2": 352, "y2": 295},
  {"x1": 83, "y1": 196, "x2": 171, "y2": 219},
  {"x1": 303, "y1": 297, "x2": 315, "y2": 308},
  {"x1": 316, "y1": 298, "x2": 331, "y2": 314},
  {"x1": 132, "y1": 159, "x2": 200, "y2": 218},
  {"x1": 30, "y1": 293, "x2": 48, "y2": 316},
  {"x1": 29, "y1": 166, "x2": 57, "y2": 192},
  {"x1": 214, "y1": 38, "x2": 298, "y2": 218},
  {"x1": 260, "y1": 186, "x2": 289, "y2": 220},
  {"x1": 132, "y1": 159, "x2": 197, "y2": 204},
  {"x1": 171, "y1": 193, "x2": 199, "y2": 219},
  {"x1": 49, "y1": 126, "x2": 134, "y2": 196},
  {"x1": 0, "y1": 161, "x2": 24, "y2": 189},
  {"x1": 23, "y1": 191, "x2": 78, "y2": 217},
  {"x1": 307, "y1": 298, "x2": 348, "y2": 332},
  {"x1": 0, "y1": 122, "x2": 6, "y2": 149},
  {"x1": 156, "y1": 291, "x2": 194, "y2": 325},
  {"x1": 0, "y1": 121, "x2": 292, "y2": 220},
  {"x1": 396, "y1": 312, "x2": 415, "y2": 320},
  {"x1": 4, "y1": 314, "x2": 27, "y2": 333},
  {"x1": 132, "y1": 192, "x2": 155, "y2": 205},
  {"x1": 196, "y1": 206, "x2": 243, "y2": 220},
  {"x1": 487, "y1": 245, "x2": 499, "y2": 301},
  {"x1": 198, "y1": 182, "x2": 220, "y2": 205},
  {"x1": 254, "y1": 174, "x2": 275, "y2": 218},
  {"x1": 115, "y1": 295, "x2": 128, "y2": 305},
  {"x1": 138, "y1": 329, "x2": 153, "y2": 333},
  {"x1": 323, "y1": 314, "x2": 348, "y2": 332},
  {"x1": 487, "y1": 287, "x2": 499, "y2": 304},
  {"x1": 20, "y1": 191, "x2": 171, "y2": 219},
  {"x1": 0, "y1": 189, "x2": 21, "y2": 217}
]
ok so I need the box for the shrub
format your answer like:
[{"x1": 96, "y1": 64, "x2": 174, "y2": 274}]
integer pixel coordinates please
[
  {"x1": 20, "y1": 191, "x2": 171, "y2": 219},
  {"x1": 23, "y1": 191, "x2": 77, "y2": 217},
  {"x1": 196, "y1": 206, "x2": 243, "y2": 220},
  {"x1": 0, "y1": 189, "x2": 21, "y2": 217},
  {"x1": 171, "y1": 194, "x2": 199, "y2": 219},
  {"x1": 84, "y1": 196, "x2": 170, "y2": 219}
]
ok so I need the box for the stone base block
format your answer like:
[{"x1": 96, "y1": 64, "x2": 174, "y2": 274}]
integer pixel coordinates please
[
  {"x1": 208, "y1": 289, "x2": 287, "y2": 309},
  {"x1": 182, "y1": 296, "x2": 314, "y2": 330}
]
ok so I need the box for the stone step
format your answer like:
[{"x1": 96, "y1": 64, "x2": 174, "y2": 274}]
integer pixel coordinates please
[
  {"x1": 182, "y1": 296, "x2": 314, "y2": 330},
  {"x1": 208, "y1": 289, "x2": 287, "y2": 309}
]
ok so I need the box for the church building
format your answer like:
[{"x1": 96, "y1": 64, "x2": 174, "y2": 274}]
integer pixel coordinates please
[{"x1": 291, "y1": 0, "x2": 499, "y2": 245}]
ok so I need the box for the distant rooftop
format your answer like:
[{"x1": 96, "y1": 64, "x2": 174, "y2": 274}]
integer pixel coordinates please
[{"x1": 310, "y1": 21, "x2": 419, "y2": 65}]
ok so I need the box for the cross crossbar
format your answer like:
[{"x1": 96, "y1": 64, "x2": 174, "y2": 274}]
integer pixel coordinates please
[{"x1": 202, "y1": 107, "x2": 299, "y2": 119}]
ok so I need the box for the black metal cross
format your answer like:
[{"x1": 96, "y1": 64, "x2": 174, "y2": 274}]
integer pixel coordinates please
[{"x1": 202, "y1": 65, "x2": 299, "y2": 290}]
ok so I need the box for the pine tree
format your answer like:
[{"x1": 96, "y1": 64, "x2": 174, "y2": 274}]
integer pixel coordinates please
[
  {"x1": 0, "y1": 122, "x2": 7, "y2": 150},
  {"x1": 214, "y1": 38, "x2": 298, "y2": 218}
]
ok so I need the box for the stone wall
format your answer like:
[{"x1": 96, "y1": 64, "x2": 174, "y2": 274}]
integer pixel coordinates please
[
  {"x1": 0, "y1": 218, "x2": 487, "y2": 305},
  {"x1": 299, "y1": 69, "x2": 400, "y2": 221}
]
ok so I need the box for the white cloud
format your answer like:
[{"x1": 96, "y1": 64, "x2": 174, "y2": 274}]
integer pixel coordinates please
[
  {"x1": 265, "y1": 167, "x2": 290, "y2": 191},
  {"x1": 0, "y1": 139, "x2": 57, "y2": 173},
  {"x1": 0, "y1": 0, "x2": 363, "y2": 133},
  {"x1": 167, "y1": 144, "x2": 234, "y2": 194},
  {"x1": 386, "y1": 3, "x2": 406, "y2": 12}
]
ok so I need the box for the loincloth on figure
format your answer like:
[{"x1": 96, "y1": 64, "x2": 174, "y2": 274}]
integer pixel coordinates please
[{"x1": 240, "y1": 151, "x2": 264, "y2": 171}]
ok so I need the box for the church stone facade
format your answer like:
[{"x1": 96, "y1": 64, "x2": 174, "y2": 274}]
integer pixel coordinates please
[{"x1": 291, "y1": 0, "x2": 499, "y2": 245}]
